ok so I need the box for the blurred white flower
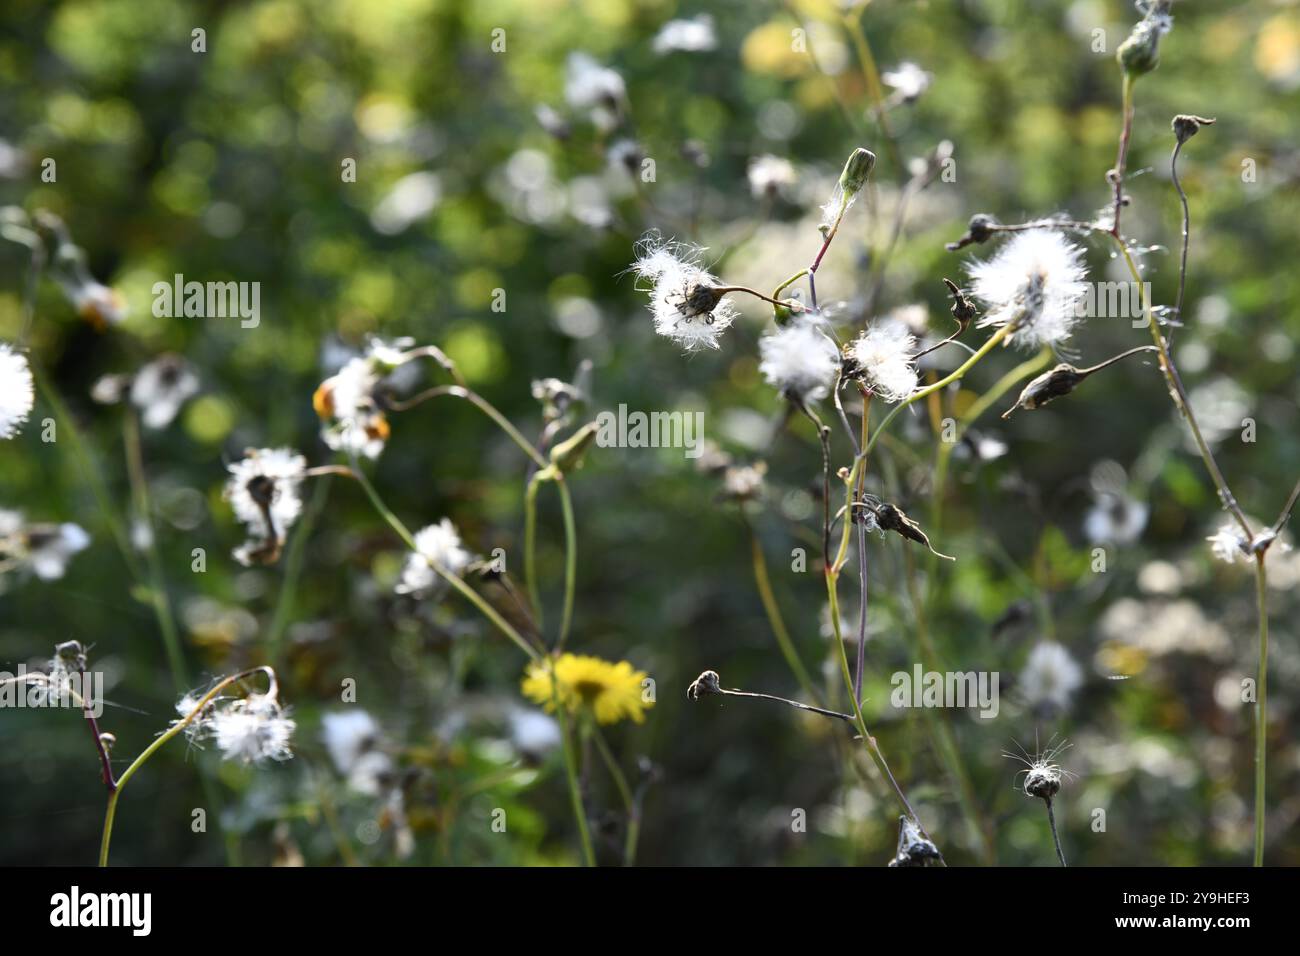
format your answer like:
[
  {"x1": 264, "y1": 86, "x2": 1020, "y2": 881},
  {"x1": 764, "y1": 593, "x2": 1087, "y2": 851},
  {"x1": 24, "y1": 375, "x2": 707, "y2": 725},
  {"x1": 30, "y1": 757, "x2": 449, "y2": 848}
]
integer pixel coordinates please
[
  {"x1": 968, "y1": 229, "x2": 1088, "y2": 349},
  {"x1": 130, "y1": 354, "x2": 199, "y2": 429},
  {"x1": 210, "y1": 693, "x2": 296, "y2": 764},
  {"x1": 882, "y1": 61, "x2": 933, "y2": 101},
  {"x1": 630, "y1": 233, "x2": 737, "y2": 351},
  {"x1": 67, "y1": 279, "x2": 129, "y2": 328},
  {"x1": 565, "y1": 53, "x2": 625, "y2": 131},
  {"x1": 1084, "y1": 491, "x2": 1149, "y2": 545},
  {"x1": 1207, "y1": 524, "x2": 1249, "y2": 564},
  {"x1": 846, "y1": 322, "x2": 918, "y2": 402},
  {"x1": 0, "y1": 510, "x2": 90, "y2": 580},
  {"x1": 322, "y1": 710, "x2": 392, "y2": 795},
  {"x1": 397, "y1": 518, "x2": 475, "y2": 597},
  {"x1": 224, "y1": 447, "x2": 307, "y2": 566},
  {"x1": 1020, "y1": 641, "x2": 1084, "y2": 713},
  {"x1": 371, "y1": 172, "x2": 441, "y2": 235},
  {"x1": 747, "y1": 155, "x2": 797, "y2": 200},
  {"x1": 314, "y1": 354, "x2": 390, "y2": 460},
  {"x1": 652, "y1": 15, "x2": 717, "y2": 54},
  {"x1": 758, "y1": 321, "x2": 840, "y2": 403},
  {"x1": 0, "y1": 343, "x2": 34, "y2": 439},
  {"x1": 509, "y1": 708, "x2": 561, "y2": 757}
]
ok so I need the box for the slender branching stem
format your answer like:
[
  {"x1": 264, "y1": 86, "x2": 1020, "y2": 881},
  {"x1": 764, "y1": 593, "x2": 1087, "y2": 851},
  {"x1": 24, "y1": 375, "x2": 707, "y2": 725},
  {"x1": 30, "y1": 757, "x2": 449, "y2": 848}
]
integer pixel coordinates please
[
  {"x1": 100, "y1": 667, "x2": 274, "y2": 866},
  {"x1": 589, "y1": 721, "x2": 640, "y2": 866},
  {"x1": 351, "y1": 463, "x2": 539, "y2": 661},
  {"x1": 1169, "y1": 137, "x2": 1191, "y2": 347},
  {"x1": 555, "y1": 476, "x2": 578, "y2": 652}
]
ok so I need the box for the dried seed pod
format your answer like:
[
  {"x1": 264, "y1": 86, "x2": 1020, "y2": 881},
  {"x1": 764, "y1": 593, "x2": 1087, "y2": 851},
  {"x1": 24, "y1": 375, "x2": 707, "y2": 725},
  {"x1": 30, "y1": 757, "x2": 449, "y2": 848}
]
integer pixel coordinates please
[
  {"x1": 872, "y1": 502, "x2": 956, "y2": 561},
  {"x1": 943, "y1": 277, "x2": 978, "y2": 331},
  {"x1": 1002, "y1": 364, "x2": 1087, "y2": 418},
  {"x1": 686, "y1": 670, "x2": 722, "y2": 700},
  {"x1": 1172, "y1": 114, "x2": 1215, "y2": 145},
  {"x1": 887, "y1": 816, "x2": 942, "y2": 868},
  {"x1": 1001, "y1": 346, "x2": 1156, "y2": 419}
]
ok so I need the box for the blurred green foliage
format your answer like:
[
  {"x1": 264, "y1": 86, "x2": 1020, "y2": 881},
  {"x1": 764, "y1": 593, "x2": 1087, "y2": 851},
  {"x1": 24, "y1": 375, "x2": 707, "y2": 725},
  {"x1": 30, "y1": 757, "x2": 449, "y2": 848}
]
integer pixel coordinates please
[{"x1": 1, "y1": 0, "x2": 1298, "y2": 866}]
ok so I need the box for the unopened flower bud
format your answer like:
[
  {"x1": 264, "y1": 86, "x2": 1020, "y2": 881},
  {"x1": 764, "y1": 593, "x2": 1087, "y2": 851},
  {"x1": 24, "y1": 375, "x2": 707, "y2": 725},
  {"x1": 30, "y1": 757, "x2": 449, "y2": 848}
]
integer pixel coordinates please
[
  {"x1": 838, "y1": 147, "x2": 876, "y2": 200},
  {"x1": 548, "y1": 421, "x2": 599, "y2": 474},
  {"x1": 686, "y1": 669, "x2": 722, "y2": 700}
]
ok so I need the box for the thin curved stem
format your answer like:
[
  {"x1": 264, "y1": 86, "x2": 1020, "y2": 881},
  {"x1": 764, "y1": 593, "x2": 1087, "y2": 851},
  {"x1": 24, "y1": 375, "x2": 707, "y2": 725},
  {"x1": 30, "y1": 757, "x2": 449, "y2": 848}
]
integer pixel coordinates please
[
  {"x1": 589, "y1": 722, "x2": 639, "y2": 866},
  {"x1": 1254, "y1": 554, "x2": 1269, "y2": 867},
  {"x1": 1045, "y1": 798, "x2": 1067, "y2": 867},
  {"x1": 100, "y1": 667, "x2": 274, "y2": 866},
  {"x1": 556, "y1": 477, "x2": 577, "y2": 652},
  {"x1": 351, "y1": 463, "x2": 539, "y2": 661}
]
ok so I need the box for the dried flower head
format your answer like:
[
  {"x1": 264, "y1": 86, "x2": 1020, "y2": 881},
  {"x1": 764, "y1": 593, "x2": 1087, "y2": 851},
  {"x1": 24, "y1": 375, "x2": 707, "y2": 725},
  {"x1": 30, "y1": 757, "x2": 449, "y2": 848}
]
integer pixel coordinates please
[
  {"x1": 1207, "y1": 523, "x2": 1250, "y2": 564},
  {"x1": 313, "y1": 339, "x2": 412, "y2": 459},
  {"x1": 178, "y1": 677, "x2": 295, "y2": 765},
  {"x1": 1005, "y1": 738, "x2": 1074, "y2": 801},
  {"x1": 0, "y1": 343, "x2": 34, "y2": 440},
  {"x1": 630, "y1": 233, "x2": 738, "y2": 351},
  {"x1": 843, "y1": 323, "x2": 919, "y2": 402},
  {"x1": 322, "y1": 710, "x2": 392, "y2": 795},
  {"x1": 396, "y1": 518, "x2": 475, "y2": 598},
  {"x1": 887, "y1": 815, "x2": 943, "y2": 867},
  {"x1": 758, "y1": 321, "x2": 840, "y2": 404},
  {"x1": 968, "y1": 228, "x2": 1089, "y2": 349},
  {"x1": 224, "y1": 447, "x2": 308, "y2": 566},
  {"x1": 564, "y1": 53, "x2": 625, "y2": 130}
]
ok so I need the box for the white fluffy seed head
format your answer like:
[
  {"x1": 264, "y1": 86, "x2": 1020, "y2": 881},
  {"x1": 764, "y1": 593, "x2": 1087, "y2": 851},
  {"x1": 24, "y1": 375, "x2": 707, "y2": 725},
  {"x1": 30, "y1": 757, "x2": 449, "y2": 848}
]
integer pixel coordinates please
[
  {"x1": 747, "y1": 155, "x2": 796, "y2": 199},
  {"x1": 758, "y1": 322, "x2": 840, "y2": 403},
  {"x1": 631, "y1": 233, "x2": 737, "y2": 351},
  {"x1": 210, "y1": 693, "x2": 296, "y2": 764},
  {"x1": 1207, "y1": 524, "x2": 1250, "y2": 564},
  {"x1": 224, "y1": 447, "x2": 307, "y2": 564},
  {"x1": 0, "y1": 343, "x2": 35, "y2": 440},
  {"x1": 397, "y1": 519, "x2": 475, "y2": 597},
  {"x1": 847, "y1": 322, "x2": 919, "y2": 403},
  {"x1": 968, "y1": 228, "x2": 1089, "y2": 349}
]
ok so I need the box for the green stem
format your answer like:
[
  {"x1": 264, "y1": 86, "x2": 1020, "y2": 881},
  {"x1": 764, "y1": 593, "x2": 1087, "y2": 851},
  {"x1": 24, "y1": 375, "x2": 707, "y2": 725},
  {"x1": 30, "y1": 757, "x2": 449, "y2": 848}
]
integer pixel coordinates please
[
  {"x1": 863, "y1": 321, "x2": 1015, "y2": 460},
  {"x1": 1112, "y1": 238, "x2": 1253, "y2": 540},
  {"x1": 589, "y1": 721, "x2": 639, "y2": 866},
  {"x1": 556, "y1": 477, "x2": 577, "y2": 652},
  {"x1": 525, "y1": 474, "x2": 543, "y2": 630},
  {"x1": 554, "y1": 688, "x2": 595, "y2": 866},
  {"x1": 745, "y1": 518, "x2": 819, "y2": 703},
  {"x1": 99, "y1": 667, "x2": 271, "y2": 866},
  {"x1": 1254, "y1": 553, "x2": 1269, "y2": 867},
  {"x1": 351, "y1": 464, "x2": 539, "y2": 661},
  {"x1": 122, "y1": 412, "x2": 188, "y2": 693},
  {"x1": 266, "y1": 476, "x2": 330, "y2": 665}
]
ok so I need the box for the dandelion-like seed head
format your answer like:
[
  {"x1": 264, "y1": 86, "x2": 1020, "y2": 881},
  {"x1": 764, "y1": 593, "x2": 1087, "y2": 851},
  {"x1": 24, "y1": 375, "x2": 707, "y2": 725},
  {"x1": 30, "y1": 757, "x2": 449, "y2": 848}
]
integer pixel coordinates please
[
  {"x1": 314, "y1": 355, "x2": 392, "y2": 459},
  {"x1": 225, "y1": 447, "x2": 307, "y2": 566},
  {"x1": 844, "y1": 322, "x2": 919, "y2": 403},
  {"x1": 522, "y1": 653, "x2": 653, "y2": 725},
  {"x1": 968, "y1": 229, "x2": 1089, "y2": 350},
  {"x1": 1005, "y1": 738, "x2": 1074, "y2": 801},
  {"x1": 1, "y1": 512, "x2": 91, "y2": 581},
  {"x1": 0, "y1": 343, "x2": 35, "y2": 440},
  {"x1": 176, "y1": 674, "x2": 295, "y2": 764},
  {"x1": 396, "y1": 518, "x2": 475, "y2": 598},
  {"x1": 758, "y1": 321, "x2": 840, "y2": 404},
  {"x1": 630, "y1": 233, "x2": 737, "y2": 351}
]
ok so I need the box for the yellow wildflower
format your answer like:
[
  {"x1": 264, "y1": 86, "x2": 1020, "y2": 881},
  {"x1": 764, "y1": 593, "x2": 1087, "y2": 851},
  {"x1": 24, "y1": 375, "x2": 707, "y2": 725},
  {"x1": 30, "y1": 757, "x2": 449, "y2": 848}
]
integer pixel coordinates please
[{"x1": 521, "y1": 653, "x2": 652, "y2": 725}]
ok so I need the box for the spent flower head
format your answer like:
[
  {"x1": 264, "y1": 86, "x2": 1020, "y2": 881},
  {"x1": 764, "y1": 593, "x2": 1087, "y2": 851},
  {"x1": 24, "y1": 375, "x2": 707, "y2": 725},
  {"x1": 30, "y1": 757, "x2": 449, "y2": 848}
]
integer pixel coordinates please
[
  {"x1": 130, "y1": 354, "x2": 199, "y2": 429},
  {"x1": 843, "y1": 322, "x2": 919, "y2": 402},
  {"x1": 224, "y1": 447, "x2": 308, "y2": 566},
  {"x1": 758, "y1": 320, "x2": 840, "y2": 404},
  {"x1": 968, "y1": 228, "x2": 1089, "y2": 350},
  {"x1": 630, "y1": 232, "x2": 738, "y2": 351},
  {"x1": 397, "y1": 518, "x2": 475, "y2": 598},
  {"x1": 1020, "y1": 641, "x2": 1084, "y2": 714}
]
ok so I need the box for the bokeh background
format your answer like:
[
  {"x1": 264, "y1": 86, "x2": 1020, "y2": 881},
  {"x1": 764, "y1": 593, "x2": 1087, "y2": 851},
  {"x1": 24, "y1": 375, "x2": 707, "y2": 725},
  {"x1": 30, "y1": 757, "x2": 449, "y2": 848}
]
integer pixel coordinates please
[{"x1": 2, "y1": 0, "x2": 1299, "y2": 866}]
